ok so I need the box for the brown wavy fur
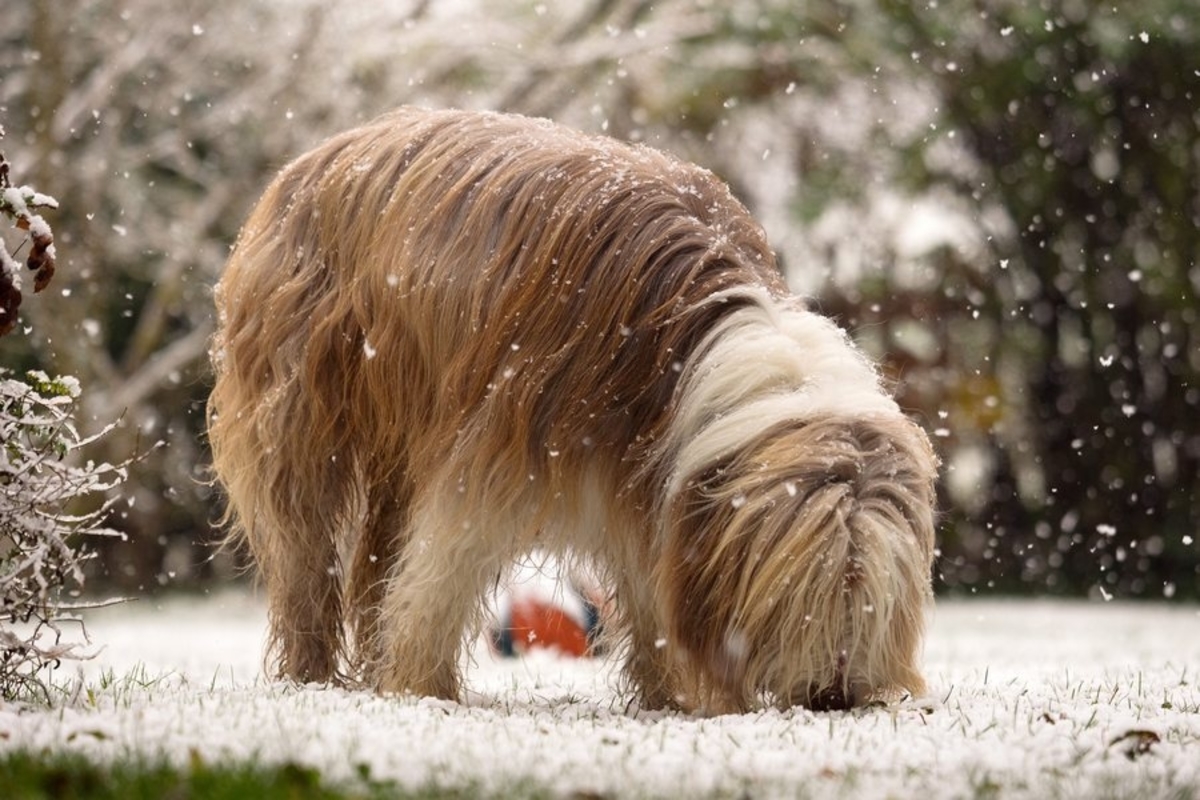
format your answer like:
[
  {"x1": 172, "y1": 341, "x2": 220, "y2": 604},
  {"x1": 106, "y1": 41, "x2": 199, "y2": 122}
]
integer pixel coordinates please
[{"x1": 207, "y1": 107, "x2": 938, "y2": 712}]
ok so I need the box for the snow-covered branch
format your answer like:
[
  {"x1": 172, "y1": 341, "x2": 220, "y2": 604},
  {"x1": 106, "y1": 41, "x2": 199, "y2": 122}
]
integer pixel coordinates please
[
  {"x1": 0, "y1": 140, "x2": 59, "y2": 337},
  {"x1": 1, "y1": 370, "x2": 126, "y2": 702}
]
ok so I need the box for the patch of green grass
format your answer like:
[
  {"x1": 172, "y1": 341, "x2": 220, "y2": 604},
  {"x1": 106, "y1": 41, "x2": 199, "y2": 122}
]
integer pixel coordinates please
[{"x1": 0, "y1": 750, "x2": 543, "y2": 800}]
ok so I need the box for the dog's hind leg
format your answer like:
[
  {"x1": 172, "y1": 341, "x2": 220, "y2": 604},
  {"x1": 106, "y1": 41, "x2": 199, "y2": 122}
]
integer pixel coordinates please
[
  {"x1": 345, "y1": 477, "x2": 413, "y2": 677},
  {"x1": 252, "y1": 451, "x2": 354, "y2": 685},
  {"x1": 210, "y1": 377, "x2": 353, "y2": 685}
]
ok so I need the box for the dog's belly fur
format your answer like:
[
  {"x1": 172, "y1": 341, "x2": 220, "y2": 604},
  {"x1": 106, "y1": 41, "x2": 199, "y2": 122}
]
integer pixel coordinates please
[{"x1": 208, "y1": 107, "x2": 938, "y2": 712}]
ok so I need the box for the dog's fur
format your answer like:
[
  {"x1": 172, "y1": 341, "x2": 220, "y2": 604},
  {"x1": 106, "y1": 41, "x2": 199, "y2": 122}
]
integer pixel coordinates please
[{"x1": 207, "y1": 107, "x2": 938, "y2": 712}]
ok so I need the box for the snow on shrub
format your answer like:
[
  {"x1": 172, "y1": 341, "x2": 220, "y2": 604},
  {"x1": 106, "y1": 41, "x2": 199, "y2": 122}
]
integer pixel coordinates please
[
  {"x1": 0, "y1": 129, "x2": 57, "y2": 338},
  {"x1": 1, "y1": 127, "x2": 124, "y2": 702},
  {"x1": 0, "y1": 370, "x2": 126, "y2": 701}
]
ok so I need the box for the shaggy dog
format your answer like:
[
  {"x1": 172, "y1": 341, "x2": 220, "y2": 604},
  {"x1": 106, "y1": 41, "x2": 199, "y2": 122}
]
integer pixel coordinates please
[{"x1": 207, "y1": 107, "x2": 938, "y2": 712}]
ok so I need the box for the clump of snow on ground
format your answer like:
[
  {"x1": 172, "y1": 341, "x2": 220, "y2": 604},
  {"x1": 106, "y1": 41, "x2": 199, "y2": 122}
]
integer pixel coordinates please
[{"x1": 2, "y1": 594, "x2": 1198, "y2": 798}]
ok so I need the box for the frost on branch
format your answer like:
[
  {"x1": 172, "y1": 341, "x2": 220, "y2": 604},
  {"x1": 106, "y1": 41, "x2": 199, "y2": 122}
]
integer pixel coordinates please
[
  {"x1": 1, "y1": 126, "x2": 122, "y2": 702},
  {"x1": 1, "y1": 370, "x2": 125, "y2": 702},
  {"x1": 0, "y1": 131, "x2": 59, "y2": 337}
]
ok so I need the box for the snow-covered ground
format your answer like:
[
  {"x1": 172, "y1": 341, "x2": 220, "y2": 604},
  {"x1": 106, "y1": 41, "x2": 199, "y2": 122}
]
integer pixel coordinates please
[{"x1": 3, "y1": 592, "x2": 1198, "y2": 798}]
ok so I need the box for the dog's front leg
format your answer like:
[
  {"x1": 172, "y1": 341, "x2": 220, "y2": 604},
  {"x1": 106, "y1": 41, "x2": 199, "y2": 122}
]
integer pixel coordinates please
[{"x1": 368, "y1": 496, "x2": 514, "y2": 701}]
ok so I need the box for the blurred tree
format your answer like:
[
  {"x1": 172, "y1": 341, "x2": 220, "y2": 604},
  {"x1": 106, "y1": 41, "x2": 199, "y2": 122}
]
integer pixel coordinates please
[{"x1": 872, "y1": 0, "x2": 1200, "y2": 598}]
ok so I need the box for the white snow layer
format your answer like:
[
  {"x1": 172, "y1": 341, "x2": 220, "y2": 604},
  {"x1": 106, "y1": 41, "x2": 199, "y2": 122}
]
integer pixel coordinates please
[{"x1": 3, "y1": 593, "x2": 1198, "y2": 798}]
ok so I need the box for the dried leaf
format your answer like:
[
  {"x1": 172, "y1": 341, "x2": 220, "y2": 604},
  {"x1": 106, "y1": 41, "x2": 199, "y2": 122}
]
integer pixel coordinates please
[{"x1": 1110, "y1": 728, "x2": 1161, "y2": 761}]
